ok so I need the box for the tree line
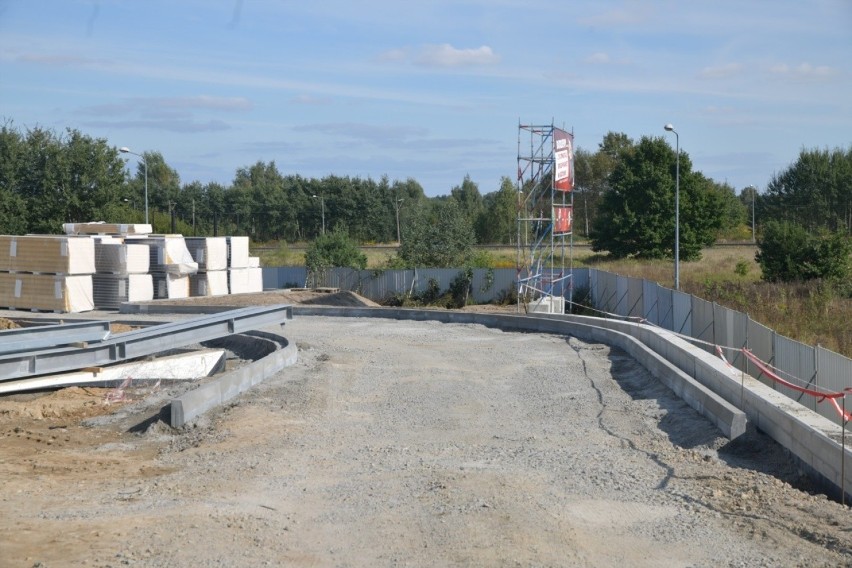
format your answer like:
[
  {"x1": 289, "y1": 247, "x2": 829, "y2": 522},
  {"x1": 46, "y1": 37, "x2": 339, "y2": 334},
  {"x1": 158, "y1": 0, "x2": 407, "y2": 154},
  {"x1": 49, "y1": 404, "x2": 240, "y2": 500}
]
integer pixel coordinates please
[{"x1": 1, "y1": 122, "x2": 849, "y2": 269}]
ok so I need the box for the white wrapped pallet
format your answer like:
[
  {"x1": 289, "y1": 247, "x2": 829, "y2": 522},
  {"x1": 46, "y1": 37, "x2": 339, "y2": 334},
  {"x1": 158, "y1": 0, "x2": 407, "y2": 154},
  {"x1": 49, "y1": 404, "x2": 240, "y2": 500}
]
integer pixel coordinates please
[
  {"x1": 228, "y1": 268, "x2": 250, "y2": 294},
  {"x1": 247, "y1": 256, "x2": 260, "y2": 268},
  {"x1": 94, "y1": 240, "x2": 150, "y2": 274},
  {"x1": 63, "y1": 222, "x2": 153, "y2": 236},
  {"x1": 226, "y1": 236, "x2": 250, "y2": 268},
  {"x1": 152, "y1": 273, "x2": 190, "y2": 299},
  {"x1": 128, "y1": 236, "x2": 198, "y2": 275},
  {"x1": 0, "y1": 273, "x2": 93, "y2": 312},
  {"x1": 93, "y1": 273, "x2": 154, "y2": 308},
  {"x1": 247, "y1": 267, "x2": 263, "y2": 292},
  {"x1": 0, "y1": 235, "x2": 95, "y2": 274},
  {"x1": 185, "y1": 237, "x2": 228, "y2": 271},
  {"x1": 190, "y1": 271, "x2": 229, "y2": 297}
]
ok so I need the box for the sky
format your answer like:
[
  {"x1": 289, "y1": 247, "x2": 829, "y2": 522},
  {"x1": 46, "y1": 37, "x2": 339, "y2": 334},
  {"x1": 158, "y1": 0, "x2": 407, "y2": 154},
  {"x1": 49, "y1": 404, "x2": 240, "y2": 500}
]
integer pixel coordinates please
[{"x1": 1, "y1": 0, "x2": 850, "y2": 197}]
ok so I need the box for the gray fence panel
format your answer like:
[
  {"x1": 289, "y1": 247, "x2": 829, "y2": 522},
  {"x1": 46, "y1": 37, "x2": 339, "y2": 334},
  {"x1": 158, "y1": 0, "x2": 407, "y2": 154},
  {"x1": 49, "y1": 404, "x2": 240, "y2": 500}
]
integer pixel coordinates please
[
  {"x1": 712, "y1": 303, "x2": 747, "y2": 370},
  {"x1": 262, "y1": 267, "x2": 308, "y2": 289},
  {"x1": 615, "y1": 275, "x2": 629, "y2": 317},
  {"x1": 730, "y1": 310, "x2": 749, "y2": 371},
  {"x1": 746, "y1": 318, "x2": 775, "y2": 388},
  {"x1": 712, "y1": 303, "x2": 733, "y2": 352},
  {"x1": 595, "y1": 271, "x2": 616, "y2": 314},
  {"x1": 627, "y1": 277, "x2": 644, "y2": 319},
  {"x1": 691, "y1": 296, "x2": 715, "y2": 353},
  {"x1": 656, "y1": 285, "x2": 674, "y2": 332},
  {"x1": 571, "y1": 267, "x2": 590, "y2": 292},
  {"x1": 642, "y1": 280, "x2": 659, "y2": 324},
  {"x1": 589, "y1": 269, "x2": 601, "y2": 309},
  {"x1": 774, "y1": 333, "x2": 818, "y2": 413},
  {"x1": 816, "y1": 346, "x2": 852, "y2": 426},
  {"x1": 672, "y1": 290, "x2": 692, "y2": 336}
]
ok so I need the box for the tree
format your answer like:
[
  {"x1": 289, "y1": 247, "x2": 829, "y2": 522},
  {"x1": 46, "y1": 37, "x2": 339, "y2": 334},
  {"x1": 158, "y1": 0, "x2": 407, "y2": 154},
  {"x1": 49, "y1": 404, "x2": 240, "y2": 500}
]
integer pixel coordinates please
[
  {"x1": 304, "y1": 226, "x2": 367, "y2": 286},
  {"x1": 476, "y1": 176, "x2": 516, "y2": 244},
  {"x1": 756, "y1": 220, "x2": 851, "y2": 282},
  {"x1": 763, "y1": 146, "x2": 852, "y2": 233},
  {"x1": 590, "y1": 136, "x2": 723, "y2": 260},
  {"x1": 398, "y1": 200, "x2": 475, "y2": 267},
  {"x1": 0, "y1": 124, "x2": 128, "y2": 233},
  {"x1": 450, "y1": 174, "x2": 484, "y2": 231}
]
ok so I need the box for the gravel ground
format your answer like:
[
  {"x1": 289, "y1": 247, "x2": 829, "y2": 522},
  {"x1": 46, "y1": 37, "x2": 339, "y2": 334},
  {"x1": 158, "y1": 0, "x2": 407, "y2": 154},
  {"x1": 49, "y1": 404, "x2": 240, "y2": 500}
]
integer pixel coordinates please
[{"x1": 1, "y1": 314, "x2": 850, "y2": 567}]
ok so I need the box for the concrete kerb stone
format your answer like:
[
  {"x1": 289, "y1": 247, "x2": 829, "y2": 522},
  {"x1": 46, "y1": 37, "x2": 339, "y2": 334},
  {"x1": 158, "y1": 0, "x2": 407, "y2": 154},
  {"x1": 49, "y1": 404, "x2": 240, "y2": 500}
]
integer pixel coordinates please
[
  {"x1": 169, "y1": 328, "x2": 298, "y2": 428},
  {"x1": 291, "y1": 305, "x2": 745, "y2": 440}
]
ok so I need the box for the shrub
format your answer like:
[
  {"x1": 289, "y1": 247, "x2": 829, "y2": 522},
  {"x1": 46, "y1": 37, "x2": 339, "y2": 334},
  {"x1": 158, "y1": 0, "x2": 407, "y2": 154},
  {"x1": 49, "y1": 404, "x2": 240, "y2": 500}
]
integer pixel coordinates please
[{"x1": 756, "y1": 221, "x2": 851, "y2": 282}]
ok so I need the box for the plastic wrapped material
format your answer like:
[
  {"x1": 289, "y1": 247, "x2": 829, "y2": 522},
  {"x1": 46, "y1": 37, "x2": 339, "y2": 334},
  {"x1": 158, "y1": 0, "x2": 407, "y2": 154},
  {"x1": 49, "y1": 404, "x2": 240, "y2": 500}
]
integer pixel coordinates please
[
  {"x1": 228, "y1": 267, "x2": 263, "y2": 294},
  {"x1": 0, "y1": 273, "x2": 93, "y2": 312},
  {"x1": 152, "y1": 273, "x2": 190, "y2": 299},
  {"x1": 128, "y1": 236, "x2": 199, "y2": 275},
  {"x1": 247, "y1": 256, "x2": 261, "y2": 268},
  {"x1": 184, "y1": 237, "x2": 228, "y2": 271},
  {"x1": 247, "y1": 267, "x2": 263, "y2": 292},
  {"x1": 93, "y1": 273, "x2": 154, "y2": 308},
  {"x1": 94, "y1": 240, "x2": 150, "y2": 274},
  {"x1": 226, "y1": 236, "x2": 250, "y2": 268},
  {"x1": 190, "y1": 271, "x2": 229, "y2": 297},
  {"x1": 0, "y1": 235, "x2": 95, "y2": 274},
  {"x1": 63, "y1": 222, "x2": 153, "y2": 236}
]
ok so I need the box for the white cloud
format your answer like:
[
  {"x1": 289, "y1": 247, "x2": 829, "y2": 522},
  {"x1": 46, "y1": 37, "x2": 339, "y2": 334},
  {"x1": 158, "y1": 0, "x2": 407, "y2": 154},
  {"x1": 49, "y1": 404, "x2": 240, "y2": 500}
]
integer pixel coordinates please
[
  {"x1": 584, "y1": 52, "x2": 611, "y2": 65},
  {"x1": 699, "y1": 63, "x2": 744, "y2": 79},
  {"x1": 414, "y1": 44, "x2": 499, "y2": 67},
  {"x1": 289, "y1": 94, "x2": 332, "y2": 106},
  {"x1": 770, "y1": 62, "x2": 835, "y2": 78}
]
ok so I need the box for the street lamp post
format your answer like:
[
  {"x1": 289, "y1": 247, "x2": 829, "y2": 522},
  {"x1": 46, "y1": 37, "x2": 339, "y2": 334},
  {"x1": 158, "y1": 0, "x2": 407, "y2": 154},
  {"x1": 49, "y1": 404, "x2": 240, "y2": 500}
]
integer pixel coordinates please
[
  {"x1": 664, "y1": 124, "x2": 680, "y2": 290},
  {"x1": 748, "y1": 185, "x2": 756, "y2": 244},
  {"x1": 312, "y1": 195, "x2": 325, "y2": 235},
  {"x1": 395, "y1": 198, "x2": 403, "y2": 245},
  {"x1": 119, "y1": 147, "x2": 148, "y2": 225}
]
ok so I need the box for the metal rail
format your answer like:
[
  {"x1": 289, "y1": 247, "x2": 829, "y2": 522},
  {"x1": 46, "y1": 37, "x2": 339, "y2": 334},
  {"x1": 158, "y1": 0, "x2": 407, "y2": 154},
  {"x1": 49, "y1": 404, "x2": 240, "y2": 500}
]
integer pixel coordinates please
[
  {"x1": 0, "y1": 304, "x2": 292, "y2": 381},
  {"x1": 0, "y1": 320, "x2": 112, "y2": 355}
]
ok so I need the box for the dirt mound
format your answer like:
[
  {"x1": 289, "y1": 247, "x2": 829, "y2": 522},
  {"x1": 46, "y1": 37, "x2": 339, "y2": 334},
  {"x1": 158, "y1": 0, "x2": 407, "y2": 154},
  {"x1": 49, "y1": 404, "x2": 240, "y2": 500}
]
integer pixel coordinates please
[
  {"x1": 296, "y1": 290, "x2": 380, "y2": 307},
  {"x1": 0, "y1": 386, "x2": 126, "y2": 421},
  {"x1": 0, "y1": 317, "x2": 20, "y2": 330}
]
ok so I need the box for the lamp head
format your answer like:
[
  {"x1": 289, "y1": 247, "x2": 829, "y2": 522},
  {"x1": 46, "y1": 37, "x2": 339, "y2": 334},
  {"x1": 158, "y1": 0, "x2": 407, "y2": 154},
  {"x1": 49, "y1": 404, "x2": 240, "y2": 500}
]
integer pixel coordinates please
[
  {"x1": 119, "y1": 146, "x2": 131, "y2": 153},
  {"x1": 663, "y1": 124, "x2": 675, "y2": 132}
]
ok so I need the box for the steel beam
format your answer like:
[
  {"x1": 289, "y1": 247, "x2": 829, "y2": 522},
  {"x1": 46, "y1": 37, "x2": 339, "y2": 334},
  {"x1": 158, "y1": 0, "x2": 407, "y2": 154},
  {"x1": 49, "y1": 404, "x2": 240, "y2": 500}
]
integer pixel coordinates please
[
  {"x1": 0, "y1": 320, "x2": 112, "y2": 355},
  {"x1": 0, "y1": 304, "x2": 292, "y2": 381}
]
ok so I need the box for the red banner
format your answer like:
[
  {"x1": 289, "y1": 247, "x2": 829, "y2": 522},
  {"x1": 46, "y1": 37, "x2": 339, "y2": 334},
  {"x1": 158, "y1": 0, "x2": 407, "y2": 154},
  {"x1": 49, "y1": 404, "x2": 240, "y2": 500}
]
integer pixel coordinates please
[
  {"x1": 553, "y1": 206, "x2": 572, "y2": 235},
  {"x1": 553, "y1": 128, "x2": 574, "y2": 192}
]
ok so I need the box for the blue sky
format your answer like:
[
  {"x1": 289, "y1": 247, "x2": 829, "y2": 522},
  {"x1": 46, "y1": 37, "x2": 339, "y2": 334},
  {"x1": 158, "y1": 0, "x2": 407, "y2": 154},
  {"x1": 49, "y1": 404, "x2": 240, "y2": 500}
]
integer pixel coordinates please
[{"x1": 1, "y1": 0, "x2": 850, "y2": 197}]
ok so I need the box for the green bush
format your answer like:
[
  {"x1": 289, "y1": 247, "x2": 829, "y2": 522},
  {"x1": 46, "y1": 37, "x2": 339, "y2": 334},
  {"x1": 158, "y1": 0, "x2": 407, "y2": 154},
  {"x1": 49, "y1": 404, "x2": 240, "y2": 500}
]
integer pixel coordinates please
[
  {"x1": 304, "y1": 227, "x2": 367, "y2": 286},
  {"x1": 756, "y1": 221, "x2": 851, "y2": 282}
]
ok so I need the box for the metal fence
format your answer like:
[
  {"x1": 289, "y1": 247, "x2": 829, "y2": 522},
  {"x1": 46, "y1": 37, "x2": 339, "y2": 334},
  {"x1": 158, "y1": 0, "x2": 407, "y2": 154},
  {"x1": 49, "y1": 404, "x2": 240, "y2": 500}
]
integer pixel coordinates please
[{"x1": 263, "y1": 264, "x2": 852, "y2": 424}]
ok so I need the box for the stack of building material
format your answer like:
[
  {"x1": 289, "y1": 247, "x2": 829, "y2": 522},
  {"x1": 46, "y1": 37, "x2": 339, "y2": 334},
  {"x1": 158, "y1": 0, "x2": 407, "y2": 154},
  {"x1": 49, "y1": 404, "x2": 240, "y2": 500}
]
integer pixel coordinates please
[
  {"x1": 0, "y1": 235, "x2": 95, "y2": 312},
  {"x1": 226, "y1": 236, "x2": 262, "y2": 294},
  {"x1": 126, "y1": 235, "x2": 198, "y2": 300},
  {"x1": 185, "y1": 237, "x2": 229, "y2": 297},
  {"x1": 63, "y1": 222, "x2": 153, "y2": 236},
  {"x1": 92, "y1": 237, "x2": 153, "y2": 309}
]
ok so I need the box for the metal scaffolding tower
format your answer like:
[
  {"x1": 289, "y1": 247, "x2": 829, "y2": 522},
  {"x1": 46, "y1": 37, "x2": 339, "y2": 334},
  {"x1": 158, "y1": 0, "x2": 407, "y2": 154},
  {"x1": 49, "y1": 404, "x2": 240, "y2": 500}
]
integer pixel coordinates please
[{"x1": 516, "y1": 121, "x2": 574, "y2": 314}]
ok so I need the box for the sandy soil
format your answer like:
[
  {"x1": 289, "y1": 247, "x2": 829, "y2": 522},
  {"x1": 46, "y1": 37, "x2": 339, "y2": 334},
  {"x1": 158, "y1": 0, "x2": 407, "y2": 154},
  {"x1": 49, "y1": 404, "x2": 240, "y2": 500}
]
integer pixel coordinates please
[{"x1": 0, "y1": 294, "x2": 850, "y2": 567}]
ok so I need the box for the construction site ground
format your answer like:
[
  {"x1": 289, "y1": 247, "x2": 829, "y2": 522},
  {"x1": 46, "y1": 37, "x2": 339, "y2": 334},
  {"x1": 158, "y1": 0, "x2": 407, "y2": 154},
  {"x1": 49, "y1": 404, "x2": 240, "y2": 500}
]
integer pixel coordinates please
[{"x1": 0, "y1": 290, "x2": 850, "y2": 567}]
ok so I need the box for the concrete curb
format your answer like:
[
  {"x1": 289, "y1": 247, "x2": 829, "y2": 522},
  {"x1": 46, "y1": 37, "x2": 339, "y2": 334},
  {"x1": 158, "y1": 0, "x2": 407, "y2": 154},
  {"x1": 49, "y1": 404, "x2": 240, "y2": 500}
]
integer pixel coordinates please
[
  {"x1": 291, "y1": 306, "x2": 851, "y2": 501},
  {"x1": 169, "y1": 330, "x2": 298, "y2": 428}
]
